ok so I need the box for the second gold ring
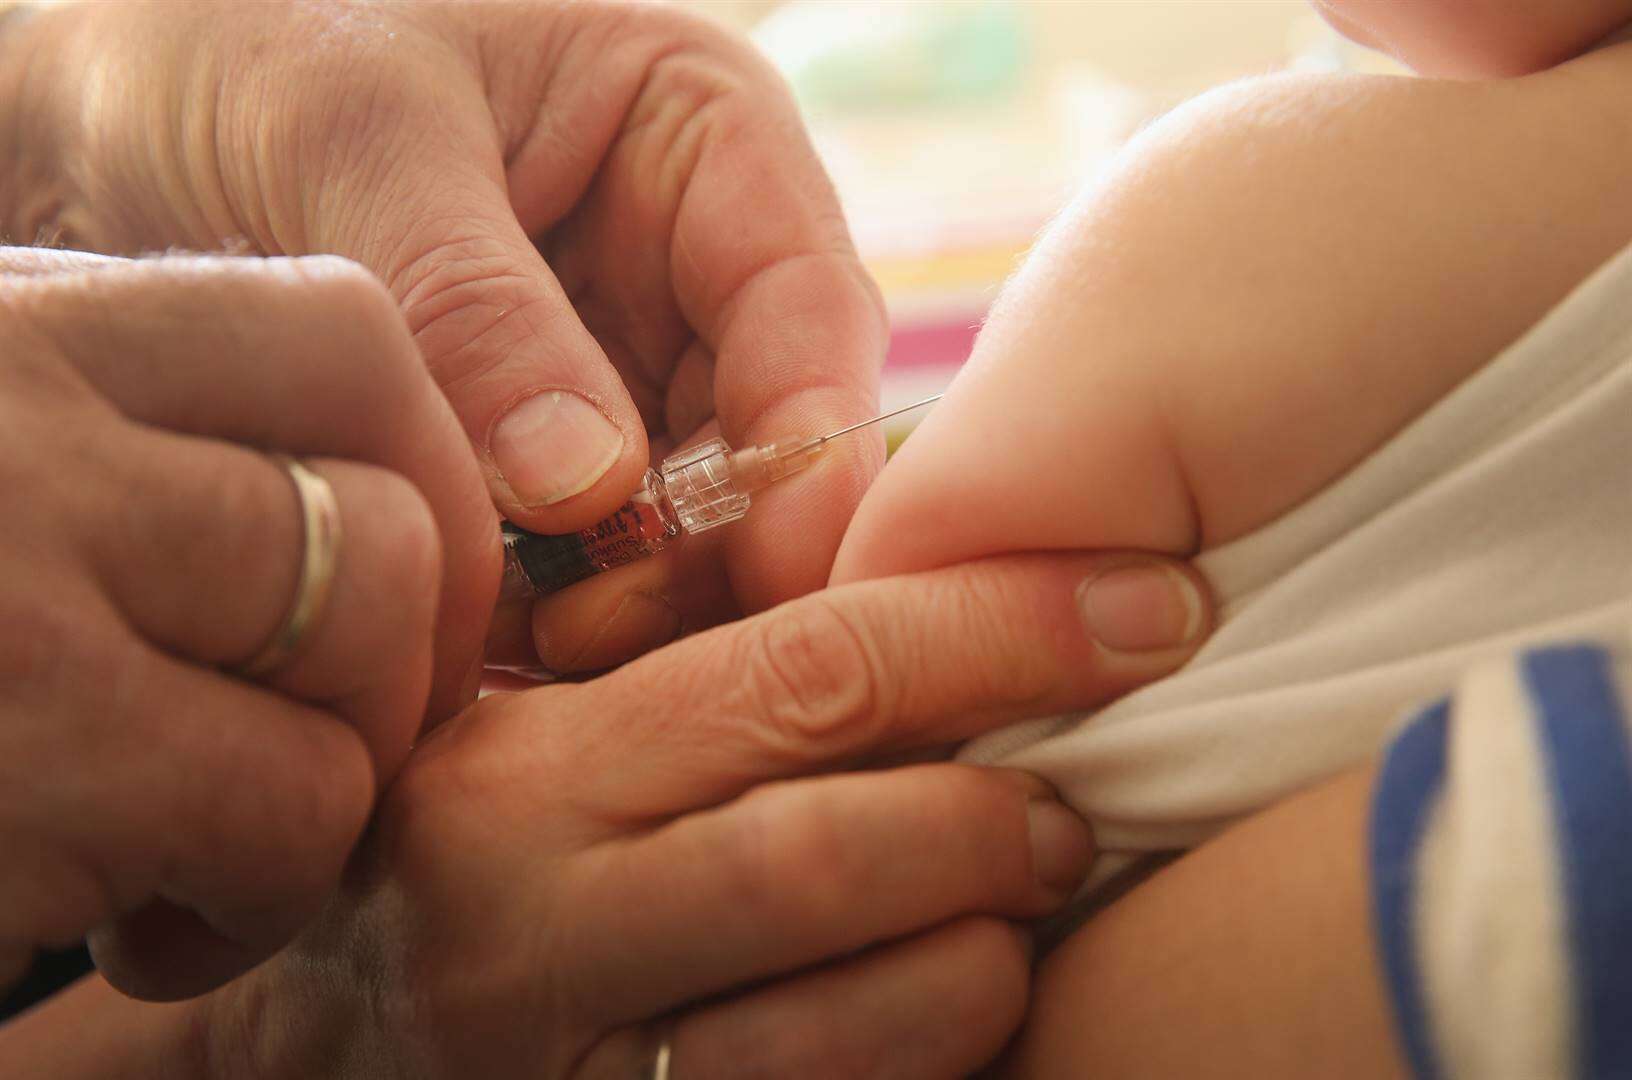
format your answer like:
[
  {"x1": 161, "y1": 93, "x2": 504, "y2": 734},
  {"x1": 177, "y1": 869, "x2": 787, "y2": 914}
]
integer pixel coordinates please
[{"x1": 237, "y1": 454, "x2": 342, "y2": 678}]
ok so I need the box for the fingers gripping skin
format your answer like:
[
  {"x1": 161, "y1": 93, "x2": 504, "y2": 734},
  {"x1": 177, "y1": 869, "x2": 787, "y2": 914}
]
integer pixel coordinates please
[
  {"x1": 13, "y1": 547, "x2": 1212, "y2": 1074},
  {"x1": 546, "y1": 551, "x2": 1210, "y2": 820},
  {"x1": 244, "y1": 692, "x2": 1098, "y2": 1075},
  {"x1": 371, "y1": 551, "x2": 1203, "y2": 1072},
  {"x1": 562, "y1": 765, "x2": 1084, "y2": 1023}
]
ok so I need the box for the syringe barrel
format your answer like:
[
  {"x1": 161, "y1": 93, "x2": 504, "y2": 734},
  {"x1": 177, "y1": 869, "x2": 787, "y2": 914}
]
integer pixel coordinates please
[
  {"x1": 500, "y1": 468, "x2": 679, "y2": 598},
  {"x1": 497, "y1": 433, "x2": 815, "y2": 599}
]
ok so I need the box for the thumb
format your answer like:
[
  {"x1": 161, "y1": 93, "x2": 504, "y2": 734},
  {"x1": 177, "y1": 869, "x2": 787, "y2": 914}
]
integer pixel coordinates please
[{"x1": 353, "y1": 157, "x2": 649, "y2": 533}]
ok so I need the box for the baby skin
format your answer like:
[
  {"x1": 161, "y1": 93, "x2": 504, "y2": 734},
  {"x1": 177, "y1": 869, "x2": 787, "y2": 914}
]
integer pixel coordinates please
[{"x1": 832, "y1": 1, "x2": 1632, "y2": 1074}]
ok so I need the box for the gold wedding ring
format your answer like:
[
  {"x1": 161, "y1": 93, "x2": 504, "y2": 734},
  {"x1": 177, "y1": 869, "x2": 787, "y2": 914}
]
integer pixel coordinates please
[
  {"x1": 237, "y1": 454, "x2": 342, "y2": 677},
  {"x1": 648, "y1": 1034, "x2": 672, "y2": 1080},
  {"x1": 637, "y1": 1018, "x2": 675, "y2": 1080}
]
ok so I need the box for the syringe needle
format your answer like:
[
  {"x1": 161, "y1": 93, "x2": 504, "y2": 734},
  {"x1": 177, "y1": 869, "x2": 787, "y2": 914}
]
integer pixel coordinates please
[
  {"x1": 501, "y1": 392, "x2": 947, "y2": 601},
  {"x1": 728, "y1": 393, "x2": 945, "y2": 494},
  {"x1": 817, "y1": 394, "x2": 944, "y2": 443}
]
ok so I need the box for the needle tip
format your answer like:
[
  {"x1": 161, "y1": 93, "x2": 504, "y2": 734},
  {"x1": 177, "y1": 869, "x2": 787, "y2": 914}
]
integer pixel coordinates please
[{"x1": 818, "y1": 393, "x2": 945, "y2": 443}]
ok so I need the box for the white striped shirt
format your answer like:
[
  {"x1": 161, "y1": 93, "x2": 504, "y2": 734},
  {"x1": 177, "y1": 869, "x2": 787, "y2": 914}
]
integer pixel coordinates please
[{"x1": 1372, "y1": 633, "x2": 1632, "y2": 1078}]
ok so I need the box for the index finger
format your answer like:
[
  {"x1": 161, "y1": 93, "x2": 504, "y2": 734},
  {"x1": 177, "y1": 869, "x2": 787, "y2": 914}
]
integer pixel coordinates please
[
  {"x1": 664, "y1": 33, "x2": 890, "y2": 613},
  {"x1": 553, "y1": 551, "x2": 1210, "y2": 819},
  {"x1": 505, "y1": 39, "x2": 892, "y2": 668}
]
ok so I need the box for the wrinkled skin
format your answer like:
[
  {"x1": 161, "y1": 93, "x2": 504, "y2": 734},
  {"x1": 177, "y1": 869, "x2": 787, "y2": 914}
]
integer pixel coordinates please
[
  {"x1": 0, "y1": 248, "x2": 493, "y2": 1001},
  {"x1": 2, "y1": 0, "x2": 890, "y2": 678}
]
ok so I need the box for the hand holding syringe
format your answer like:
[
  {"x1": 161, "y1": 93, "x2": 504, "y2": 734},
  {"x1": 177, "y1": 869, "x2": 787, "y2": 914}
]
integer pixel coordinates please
[{"x1": 501, "y1": 396, "x2": 942, "y2": 598}]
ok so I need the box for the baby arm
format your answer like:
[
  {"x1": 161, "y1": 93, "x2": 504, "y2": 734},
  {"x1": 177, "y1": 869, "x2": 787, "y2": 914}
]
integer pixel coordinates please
[
  {"x1": 833, "y1": 51, "x2": 1632, "y2": 583},
  {"x1": 834, "y1": 52, "x2": 1632, "y2": 1073},
  {"x1": 1004, "y1": 762, "x2": 1403, "y2": 1079}
]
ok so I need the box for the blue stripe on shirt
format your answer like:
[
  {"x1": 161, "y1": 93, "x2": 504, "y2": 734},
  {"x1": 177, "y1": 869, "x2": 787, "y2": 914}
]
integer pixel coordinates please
[
  {"x1": 1370, "y1": 697, "x2": 1451, "y2": 1080},
  {"x1": 1524, "y1": 645, "x2": 1632, "y2": 1080}
]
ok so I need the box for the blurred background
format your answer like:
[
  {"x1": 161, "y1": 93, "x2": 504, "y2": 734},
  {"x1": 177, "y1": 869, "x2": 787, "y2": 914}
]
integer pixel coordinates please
[{"x1": 678, "y1": 0, "x2": 1395, "y2": 436}]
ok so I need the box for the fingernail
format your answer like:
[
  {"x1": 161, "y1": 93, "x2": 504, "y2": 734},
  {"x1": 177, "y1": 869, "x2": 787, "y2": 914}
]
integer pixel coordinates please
[
  {"x1": 991, "y1": 767, "x2": 1057, "y2": 801},
  {"x1": 1077, "y1": 563, "x2": 1204, "y2": 653},
  {"x1": 490, "y1": 391, "x2": 624, "y2": 507},
  {"x1": 1027, "y1": 798, "x2": 1095, "y2": 894}
]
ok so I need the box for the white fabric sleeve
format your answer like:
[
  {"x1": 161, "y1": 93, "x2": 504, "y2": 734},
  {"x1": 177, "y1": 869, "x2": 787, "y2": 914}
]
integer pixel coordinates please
[{"x1": 963, "y1": 236, "x2": 1632, "y2": 899}]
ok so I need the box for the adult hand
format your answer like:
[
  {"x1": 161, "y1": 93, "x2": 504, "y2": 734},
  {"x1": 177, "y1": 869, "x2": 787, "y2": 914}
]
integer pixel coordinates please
[
  {"x1": 0, "y1": 249, "x2": 495, "y2": 1001},
  {"x1": 116, "y1": 550, "x2": 1207, "y2": 1079},
  {"x1": 2, "y1": 0, "x2": 888, "y2": 667}
]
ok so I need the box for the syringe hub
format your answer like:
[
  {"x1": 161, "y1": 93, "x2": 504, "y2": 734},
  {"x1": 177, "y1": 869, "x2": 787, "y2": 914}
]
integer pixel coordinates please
[{"x1": 660, "y1": 435, "x2": 829, "y2": 535}]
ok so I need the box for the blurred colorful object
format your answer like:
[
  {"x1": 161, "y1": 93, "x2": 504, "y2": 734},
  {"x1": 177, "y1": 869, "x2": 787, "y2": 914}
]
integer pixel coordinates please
[{"x1": 754, "y1": 2, "x2": 1027, "y2": 116}]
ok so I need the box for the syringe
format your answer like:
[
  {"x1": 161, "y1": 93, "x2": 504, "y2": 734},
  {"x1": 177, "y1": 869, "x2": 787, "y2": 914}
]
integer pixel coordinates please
[{"x1": 500, "y1": 395, "x2": 942, "y2": 598}]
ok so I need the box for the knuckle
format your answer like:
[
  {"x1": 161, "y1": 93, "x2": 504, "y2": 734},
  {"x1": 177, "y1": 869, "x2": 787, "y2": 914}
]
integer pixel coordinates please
[
  {"x1": 645, "y1": 42, "x2": 743, "y2": 114},
  {"x1": 915, "y1": 765, "x2": 1037, "y2": 894},
  {"x1": 597, "y1": 3, "x2": 744, "y2": 70},
  {"x1": 929, "y1": 564, "x2": 1060, "y2": 709},
  {"x1": 350, "y1": 468, "x2": 444, "y2": 636},
  {"x1": 722, "y1": 783, "x2": 861, "y2": 928},
  {"x1": 286, "y1": 254, "x2": 403, "y2": 345},
  {"x1": 0, "y1": 280, "x2": 112, "y2": 399},
  {"x1": 279, "y1": 726, "x2": 375, "y2": 876},
  {"x1": 735, "y1": 596, "x2": 882, "y2": 756},
  {"x1": 632, "y1": 4, "x2": 727, "y2": 48},
  {"x1": 281, "y1": 255, "x2": 425, "y2": 409},
  {"x1": 371, "y1": 469, "x2": 444, "y2": 595},
  {"x1": 281, "y1": 252, "x2": 386, "y2": 303},
  {"x1": 899, "y1": 764, "x2": 1040, "y2": 908},
  {"x1": 387, "y1": 231, "x2": 559, "y2": 391},
  {"x1": 200, "y1": 452, "x2": 307, "y2": 568},
  {"x1": 644, "y1": 5, "x2": 785, "y2": 100},
  {"x1": 0, "y1": 360, "x2": 115, "y2": 542},
  {"x1": 929, "y1": 764, "x2": 1018, "y2": 822}
]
